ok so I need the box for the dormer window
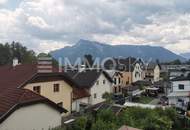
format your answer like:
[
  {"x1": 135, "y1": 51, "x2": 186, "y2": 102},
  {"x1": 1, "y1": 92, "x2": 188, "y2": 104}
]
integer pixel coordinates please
[{"x1": 33, "y1": 86, "x2": 41, "y2": 94}]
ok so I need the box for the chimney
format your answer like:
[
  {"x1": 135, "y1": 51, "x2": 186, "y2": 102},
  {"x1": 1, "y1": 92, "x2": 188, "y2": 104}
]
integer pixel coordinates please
[
  {"x1": 37, "y1": 57, "x2": 53, "y2": 73},
  {"x1": 13, "y1": 58, "x2": 19, "y2": 67}
]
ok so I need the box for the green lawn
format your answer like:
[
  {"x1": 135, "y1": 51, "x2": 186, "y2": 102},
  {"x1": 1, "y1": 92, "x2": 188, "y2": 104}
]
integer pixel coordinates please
[{"x1": 133, "y1": 96, "x2": 155, "y2": 104}]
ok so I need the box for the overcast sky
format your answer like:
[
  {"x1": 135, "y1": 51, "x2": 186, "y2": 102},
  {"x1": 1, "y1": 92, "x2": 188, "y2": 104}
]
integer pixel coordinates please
[{"x1": 0, "y1": 0, "x2": 190, "y2": 54}]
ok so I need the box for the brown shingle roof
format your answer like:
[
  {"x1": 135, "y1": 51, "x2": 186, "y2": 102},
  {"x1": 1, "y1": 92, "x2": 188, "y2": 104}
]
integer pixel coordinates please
[
  {"x1": 0, "y1": 88, "x2": 67, "y2": 123},
  {"x1": 0, "y1": 64, "x2": 78, "y2": 123},
  {"x1": 0, "y1": 64, "x2": 37, "y2": 90},
  {"x1": 0, "y1": 64, "x2": 69, "y2": 90},
  {"x1": 73, "y1": 88, "x2": 91, "y2": 100},
  {"x1": 0, "y1": 63, "x2": 92, "y2": 120}
]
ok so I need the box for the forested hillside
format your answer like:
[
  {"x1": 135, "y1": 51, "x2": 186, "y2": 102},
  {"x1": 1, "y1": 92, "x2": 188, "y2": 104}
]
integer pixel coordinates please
[
  {"x1": 0, "y1": 41, "x2": 37, "y2": 66},
  {"x1": 0, "y1": 41, "x2": 60, "y2": 67}
]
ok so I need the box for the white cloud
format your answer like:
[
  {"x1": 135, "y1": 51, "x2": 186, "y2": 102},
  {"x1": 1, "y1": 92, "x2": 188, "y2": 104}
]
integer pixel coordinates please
[
  {"x1": 0, "y1": 0, "x2": 190, "y2": 54},
  {"x1": 165, "y1": 41, "x2": 190, "y2": 54},
  {"x1": 27, "y1": 16, "x2": 50, "y2": 29},
  {"x1": 38, "y1": 40, "x2": 70, "y2": 53},
  {"x1": 0, "y1": 0, "x2": 7, "y2": 5}
]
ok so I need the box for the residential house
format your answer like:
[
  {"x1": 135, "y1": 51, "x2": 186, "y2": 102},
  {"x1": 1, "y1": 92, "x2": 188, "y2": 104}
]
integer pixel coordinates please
[
  {"x1": 168, "y1": 68, "x2": 190, "y2": 80},
  {"x1": 105, "y1": 57, "x2": 144, "y2": 85},
  {"x1": 72, "y1": 88, "x2": 91, "y2": 112},
  {"x1": 107, "y1": 70, "x2": 124, "y2": 93},
  {"x1": 0, "y1": 88, "x2": 66, "y2": 130},
  {"x1": 161, "y1": 64, "x2": 190, "y2": 71},
  {"x1": 168, "y1": 75, "x2": 190, "y2": 111},
  {"x1": 145, "y1": 62, "x2": 161, "y2": 82},
  {"x1": 154, "y1": 80, "x2": 171, "y2": 94},
  {"x1": 0, "y1": 63, "x2": 79, "y2": 114},
  {"x1": 66, "y1": 69, "x2": 113, "y2": 112}
]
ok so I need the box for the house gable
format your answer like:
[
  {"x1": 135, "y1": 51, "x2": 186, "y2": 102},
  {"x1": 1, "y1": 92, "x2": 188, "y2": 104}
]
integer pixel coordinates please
[
  {"x1": 89, "y1": 73, "x2": 112, "y2": 105},
  {"x1": 24, "y1": 80, "x2": 73, "y2": 114},
  {"x1": 0, "y1": 103, "x2": 62, "y2": 130}
]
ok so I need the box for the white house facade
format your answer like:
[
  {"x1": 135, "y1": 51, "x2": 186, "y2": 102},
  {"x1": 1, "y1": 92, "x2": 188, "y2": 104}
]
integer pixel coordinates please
[
  {"x1": 89, "y1": 73, "x2": 113, "y2": 105},
  {"x1": 154, "y1": 65, "x2": 161, "y2": 82},
  {"x1": 0, "y1": 103, "x2": 63, "y2": 130},
  {"x1": 67, "y1": 69, "x2": 113, "y2": 112},
  {"x1": 168, "y1": 79, "x2": 190, "y2": 110},
  {"x1": 132, "y1": 63, "x2": 144, "y2": 83}
]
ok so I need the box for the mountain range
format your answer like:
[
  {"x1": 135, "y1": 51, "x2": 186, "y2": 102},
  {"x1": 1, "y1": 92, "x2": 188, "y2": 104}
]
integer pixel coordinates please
[
  {"x1": 180, "y1": 52, "x2": 190, "y2": 60},
  {"x1": 50, "y1": 39, "x2": 186, "y2": 63}
]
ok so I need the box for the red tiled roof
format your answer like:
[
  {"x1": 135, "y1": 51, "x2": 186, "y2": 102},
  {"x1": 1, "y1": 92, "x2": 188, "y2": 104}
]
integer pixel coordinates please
[
  {"x1": 0, "y1": 64, "x2": 72, "y2": 123},
  {"x1": 73, "y1": 88, "x2": 91, "y2": 100},
  {"x1": 0, "y1": 63, "x2": 91, "y2": 122},
  {"x1": 0, "y1": 88, "x2": 67, "y2": 123},
  {"x1": 0, "y1": 64, "x2": 64, "y2": 90},
  {"x1": 0, "y1": 64, "x2": 38, "y2": 90}
]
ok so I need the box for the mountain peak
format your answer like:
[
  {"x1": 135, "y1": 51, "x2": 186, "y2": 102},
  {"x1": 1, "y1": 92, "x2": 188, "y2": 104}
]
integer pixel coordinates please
[
  {"x1": 51, "y1": 40, "x2": 186, "y2": 63},
  {"x1": 76, "y1": 39, "x2": 109, "y2": 46}
]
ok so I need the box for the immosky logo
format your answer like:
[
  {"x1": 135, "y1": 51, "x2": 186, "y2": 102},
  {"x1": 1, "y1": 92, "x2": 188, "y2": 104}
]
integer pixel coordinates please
[{"x1": 37, "y1": 56, "x2": 156, "y2": 73}]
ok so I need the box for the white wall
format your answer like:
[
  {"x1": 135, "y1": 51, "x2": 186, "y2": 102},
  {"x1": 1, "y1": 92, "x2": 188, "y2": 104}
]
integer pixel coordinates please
[
  {"x1": 172, "y1": 80, "x2": 190, "y2": 92},
  {"x1": 169, "y1": 97, "x2": 190, "y2": 105},
  {"x1": 0, "y1": 103, "x2": 62, "y2": 130},
  {"x1": 72, "y1": 97, "x2": 89, "y2": 112},
  {"x1": 132, "y1": 63, "x2": 143, "y2": 83},
  {"x1": 154, "y1": 65, "x2": 160, "y2": 82},
  {"x1": 90, "y1": 73, "x2": 112, "y2": 105},
  {"x1": 169, "y1": 80, "x2": 190, "y2": 107}
]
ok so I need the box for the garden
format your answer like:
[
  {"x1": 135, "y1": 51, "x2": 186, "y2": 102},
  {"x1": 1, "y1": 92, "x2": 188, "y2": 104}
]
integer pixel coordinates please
[{"x1": 53, "y1": 107, "x2": 190, "y2": 130}]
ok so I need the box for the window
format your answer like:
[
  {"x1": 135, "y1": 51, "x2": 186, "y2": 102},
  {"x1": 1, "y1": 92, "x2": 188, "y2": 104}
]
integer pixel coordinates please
[
  {"x1": 135, "y1": 72, "x2": 138, "y2": 78},
  {"x1": 119, "y1": 86, "x2": 121, "y2": 92},
  {"x1": 103, "y1": 80, "x2": 106, "y2": 84},
  {"x1": 118, "y1": 78, "x2": 121, "y2": 84},
  {"x1": 178, "y1": 84, "x2": 184, "y2": 90},
  {"x1": 53, "y1": 84, "x2": 60, "y2": 92},
  {"x1": 33, "y1": 86, "x2": 40, "y2": 94},
  {"x1": 114, "y1": 78, "x2": 117, "y2": 85},
  {"x1": 126, "y1": 81, "x2": 129, "y2": 85},
  {"x1": 96, "y1": 81, "x2": 99, "y2": 85},
  {"x1": 94, "y1": 93, "x2": 97, "y2": 98},
  {"x1": 57, "y1": 102, "x2": 63, "y2": 107},
  {"x1": 114, "y1": 87, "x2": 117, "y2": 93}
]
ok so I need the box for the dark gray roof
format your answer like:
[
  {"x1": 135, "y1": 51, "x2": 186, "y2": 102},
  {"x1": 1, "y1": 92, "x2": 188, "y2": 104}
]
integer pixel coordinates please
[
  {"x1": 170, "y1": 74, "x2": 190, "y2": 81},
  {"x1": 65, "y1": 69, "x2": 113, "y2": 89},
  {"x1": 147, "y1": 62, "x2": 161, "y2": 70}
]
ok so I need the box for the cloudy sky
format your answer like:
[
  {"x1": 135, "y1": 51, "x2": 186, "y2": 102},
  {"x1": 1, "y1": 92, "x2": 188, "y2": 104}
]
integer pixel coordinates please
[{"x1": 0, "y1": 0, "x2": 190, "y2": 54}]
